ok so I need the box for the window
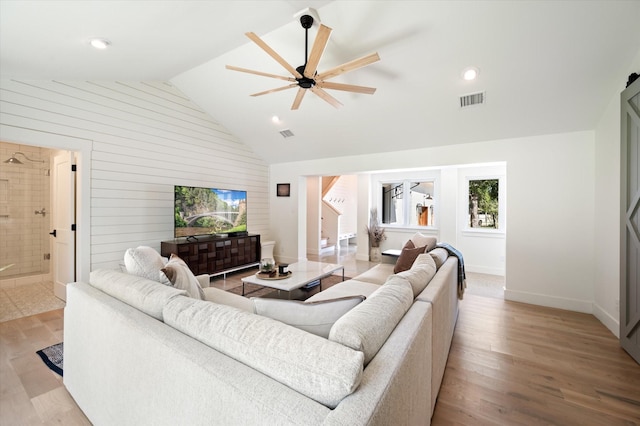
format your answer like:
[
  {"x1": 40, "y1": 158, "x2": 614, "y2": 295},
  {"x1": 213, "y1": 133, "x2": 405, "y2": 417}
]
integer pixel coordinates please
[
  {"x1": 468, "y1": 178, "x2": 499, "y2": 229},
  {"x1": 381, "y1": 180, "x2": 435, "y2": 227}
]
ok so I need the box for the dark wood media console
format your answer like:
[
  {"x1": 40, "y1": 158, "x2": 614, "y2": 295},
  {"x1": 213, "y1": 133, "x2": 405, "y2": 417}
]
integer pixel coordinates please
[{"x1": 161, "y1": 234, "x2": 261, "y2": 277}]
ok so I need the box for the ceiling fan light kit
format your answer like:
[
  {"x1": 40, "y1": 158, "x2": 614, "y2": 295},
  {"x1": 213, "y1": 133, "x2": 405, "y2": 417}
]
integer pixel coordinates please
[{"x1": 226, "y1": 10, "x2": 380, "y2": 110}]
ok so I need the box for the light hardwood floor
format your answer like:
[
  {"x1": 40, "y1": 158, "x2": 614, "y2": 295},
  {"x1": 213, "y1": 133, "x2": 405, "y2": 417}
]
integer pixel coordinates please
[
  {"x1": 432, "y1": 294, "x2": 640, "y2": 425},
  {"x1": 0, "y1": 308, "x2": 90, "y2": 424},
  {"x1": 1, "y1": 251, "x2": 638, "y2": 424}
]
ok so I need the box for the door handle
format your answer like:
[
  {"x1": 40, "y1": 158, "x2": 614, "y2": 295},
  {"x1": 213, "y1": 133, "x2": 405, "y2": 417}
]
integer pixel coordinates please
[{"x1": 49, "y1": 230, "x2": 56, "y2": 237}]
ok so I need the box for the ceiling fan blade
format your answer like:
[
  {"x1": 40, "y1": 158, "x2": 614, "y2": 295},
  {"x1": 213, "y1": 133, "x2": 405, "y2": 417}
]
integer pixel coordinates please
[
  {"x1": 226, "y1": 65, "x2": 296, "y2": 82},
  {"x1": 250, "y1": 84, "x2": 298, "y2": 97},
  {"x1": 245, "y1": 32, "x2": 303, "y2": 79},
  {"x1": 291, "y1": 88, "x2": 307, "y2": 110},
  {"x1": 310, "y1": 87, "x2": 343, "y2": 109},
  {"x1": 316, "y1": 81, "x2": 377, "y2": 95},
  {"x1": 304, "y1": 24, "x2": 332, "y2": 79},
  {"x1": 317, "y1": 52, "x2": 381, "y2": 81}
]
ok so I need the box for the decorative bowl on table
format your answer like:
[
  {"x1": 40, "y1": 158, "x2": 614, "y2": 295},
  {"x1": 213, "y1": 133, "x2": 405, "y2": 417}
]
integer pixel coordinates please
[{"x1": 259, "y1": 258, "x2": 276, "y2": 275}]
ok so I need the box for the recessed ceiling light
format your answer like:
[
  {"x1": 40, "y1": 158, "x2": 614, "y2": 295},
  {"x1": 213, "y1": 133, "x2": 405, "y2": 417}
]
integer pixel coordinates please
[
  {"x1": 272, "y1": 115, "x2": 280, "y2": 123},
  {"x1": 462, "y1": 67, "x2": 479, "y2": 81},
  {"x1": 90, "y1": 38, "x2": 111, "y2": 50}
]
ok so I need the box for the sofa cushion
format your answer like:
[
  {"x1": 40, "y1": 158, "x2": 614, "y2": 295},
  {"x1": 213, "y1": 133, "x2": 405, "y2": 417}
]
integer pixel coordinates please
[
  {"x1": 160, "y1": 254, "x2": 205, "y2": 300},
  {"x1": 89, "y1": 269, "x2": 187, "y2": 321},
  {"x1": 393, "y1": 240, "x2": 427, "y2": 273},
  {"x1": 163, "y1": 296, "x2": 364, "y2": 408},
  {"x1": 353, "y1": 263, "x2": 395, "y2": 285},
  {"x1": 329, "y1": 276, "x2": 413, "y2": 365},
  {"x1": 429, "y1": 248, "x2": 449, "y2": 270},
  {"x1": 305, "y1": 279, "x2": 380, "y2": 302},
  {"x1": 202, "y1": 287, "x2": 254, "y2": 312},
  {"x1": 396, "y1": 253, "x2": 438, "y2": 297},
  {"x1": 124, "y1": 246, "x2": 166, "y2": 282},
  {"x1": 410, "y1": 233, "x2": 437, "y2": 252},
  {"x1": 252, "y1": 296, "x2": 365, "y2": 338}
]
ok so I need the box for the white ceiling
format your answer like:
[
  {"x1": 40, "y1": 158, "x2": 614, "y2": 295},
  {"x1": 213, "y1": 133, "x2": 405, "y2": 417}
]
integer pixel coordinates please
[{"x1": 2, "y1": 1, "x2": 639, "y2": 164}]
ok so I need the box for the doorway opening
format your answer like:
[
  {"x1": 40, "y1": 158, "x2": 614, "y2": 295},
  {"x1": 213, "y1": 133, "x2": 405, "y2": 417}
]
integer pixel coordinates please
[
  {"x1": 0, "y1": 142, "x2": 52, "y2": 280},
  {"x1": 0, "y1": 141, "x2": 76, "y2": 321}
]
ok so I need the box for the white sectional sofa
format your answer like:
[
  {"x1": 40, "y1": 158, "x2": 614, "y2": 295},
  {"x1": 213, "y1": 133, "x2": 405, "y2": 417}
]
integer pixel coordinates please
[{"x1": 64, "y1": 244, "x2": 460, "y2": 425}]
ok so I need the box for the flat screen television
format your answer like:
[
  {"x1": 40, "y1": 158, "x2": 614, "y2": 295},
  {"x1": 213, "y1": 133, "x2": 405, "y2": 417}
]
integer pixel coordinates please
[{"x1": 174, "y1": 185, "x2": 247, "y2": 238}]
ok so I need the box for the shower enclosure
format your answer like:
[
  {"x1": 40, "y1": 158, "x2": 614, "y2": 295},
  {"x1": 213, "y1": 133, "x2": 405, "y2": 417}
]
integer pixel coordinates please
[{"x1": 0, "y1": 142, "x2": 51, "y2": 280}]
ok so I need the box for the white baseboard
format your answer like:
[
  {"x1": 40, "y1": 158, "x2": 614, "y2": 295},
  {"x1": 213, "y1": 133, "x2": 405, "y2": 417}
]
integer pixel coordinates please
[
  {"x1": 504, "y1": 289, "x2": 593, "y2": 313},
  {"x1": 505, "y1": 290, "x2": 620, "y2": 338},
  {"x1": 320, "y1": 245, "x2": 335, "y2": 254},
  {"x1": 465, "y1": 264, "x2": 505, "y2": 276},
  {"x1": 307, "y1": 246, "x2": 335, "y2": 256},
  {"x1": 276, "y1": 255, "x2": 304, "y2": 265},
  {"x1": 593, "y1": 302, "x2": 619, "y2": 338},
  {"x1": 53, "y1": 281, "x2": 67, "y2": 301}
]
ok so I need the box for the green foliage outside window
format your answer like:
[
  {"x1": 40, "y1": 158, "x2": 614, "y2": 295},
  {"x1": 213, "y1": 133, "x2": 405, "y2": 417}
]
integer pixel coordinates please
[{"x1": 469, "y1": 179, "x2": 499, "y2": 228}]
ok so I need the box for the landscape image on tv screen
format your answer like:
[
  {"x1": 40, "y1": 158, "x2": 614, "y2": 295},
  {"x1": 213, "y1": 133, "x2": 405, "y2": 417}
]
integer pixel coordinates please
[{"x1": 174, "y1": 186, "x2": 247, "y2": 238}]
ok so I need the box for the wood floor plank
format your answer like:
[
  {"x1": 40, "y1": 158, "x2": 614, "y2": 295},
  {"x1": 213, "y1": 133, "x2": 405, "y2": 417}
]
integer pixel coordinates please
[{"x1": 433, "y1": 294, "x2": 640, "y2": 425}]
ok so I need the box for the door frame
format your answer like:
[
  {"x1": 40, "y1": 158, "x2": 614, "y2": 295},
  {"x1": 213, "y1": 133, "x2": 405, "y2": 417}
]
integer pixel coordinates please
[
  {"x1": 0, "y1": 124, "x2": 92, "y2": 283},
  {"x1": 52, "y1": 151, "x2": 76, "y2": 300},
  {"x1": 620, "y1": 76, "x2": 640, "y2": 364}
]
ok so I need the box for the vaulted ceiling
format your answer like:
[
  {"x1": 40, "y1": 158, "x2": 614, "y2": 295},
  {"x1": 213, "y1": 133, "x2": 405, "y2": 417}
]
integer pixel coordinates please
[{"x1": 2, "y1": 1, "x2": 639, "y2": 164}]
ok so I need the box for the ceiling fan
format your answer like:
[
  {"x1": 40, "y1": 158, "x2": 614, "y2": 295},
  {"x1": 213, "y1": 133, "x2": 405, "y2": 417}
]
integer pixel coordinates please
[{"x1": 226, "y1": 13, "x2": 380, "y2": 110}]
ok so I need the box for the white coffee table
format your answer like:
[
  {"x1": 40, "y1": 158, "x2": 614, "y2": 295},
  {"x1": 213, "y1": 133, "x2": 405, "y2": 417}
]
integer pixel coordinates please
[{"x1": 240, "y1": 260, "x2": 344, "y2": 298}]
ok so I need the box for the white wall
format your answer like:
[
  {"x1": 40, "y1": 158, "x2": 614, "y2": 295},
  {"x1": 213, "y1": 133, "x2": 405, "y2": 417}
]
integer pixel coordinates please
[
  {"x1": 323, "y1": 175, "x2": 358, "y2": 238},
  {"x1": 306, "y1": 176, "x2": 321, "y2": 256},
  {"x1": 457, "y1": 163, "x2": 506, "y2": 275},
  {"x1": 0, "y1": 79, "x2": 270, "y2": 280},
  {"x1": 593, "y1": 51, "x2": 640, "y2": 337},
  {"x1": 594, "y1": 92, "x2": 622, "y2": 337},
  {"x1": 270, "y1": 130, "x2": 597, "y2": 313}
]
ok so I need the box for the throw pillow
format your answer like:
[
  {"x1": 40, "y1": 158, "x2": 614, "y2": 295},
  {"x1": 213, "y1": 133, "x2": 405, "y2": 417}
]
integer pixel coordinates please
[
  {"x1": 124, "y1": 246, "x2": 166, "y2": 282},
  {"x1": 160, "y1": 254, "x2": 205, "y2": 300},
  {"x1": 251, "y1": 296, "x2": 366, "y2": 338},
  {"x1": 396, "y1": 253, "x2": 437, "y2": 297},
  {"x1": 410, "y1": 232, "x2": 437, "y2": 252},
  {"x1": 393, "y1": 240, "x2": 427, "y2": 273},
  {"x1": 429, "y1": 248, "x2": 449, "y2": 270},
  {"x1": 90, "y1": 269, "x2": 187, "y2": 321}
]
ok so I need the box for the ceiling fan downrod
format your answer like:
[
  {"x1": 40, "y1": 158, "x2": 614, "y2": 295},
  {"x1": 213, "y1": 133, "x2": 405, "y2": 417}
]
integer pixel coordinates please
[{"x1": 296, "y1": 14, "x2": 316, "y2": 89}]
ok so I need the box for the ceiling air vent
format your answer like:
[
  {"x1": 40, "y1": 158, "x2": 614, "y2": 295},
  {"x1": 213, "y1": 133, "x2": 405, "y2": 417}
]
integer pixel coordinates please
[
  {"x1": 279, "y1": 129, "x2": 294, "y2": 138},
  {"x1": 459, "y1": 91, "x2": 486, "y2": 108}
]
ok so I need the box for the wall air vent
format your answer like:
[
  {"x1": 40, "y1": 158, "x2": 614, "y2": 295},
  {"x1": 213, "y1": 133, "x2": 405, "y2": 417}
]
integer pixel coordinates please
[
  {"x1": 459, "y1": 91, "x2": 486, "y2": 108},
  {"x1": 279, "y1": 129, "x2": 294, "y2": 138}
]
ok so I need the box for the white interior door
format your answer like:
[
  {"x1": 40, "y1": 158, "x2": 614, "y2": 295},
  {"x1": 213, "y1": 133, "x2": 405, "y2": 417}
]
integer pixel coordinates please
[
  {"x1": 52, "y1": 151, "x2": 75, "y2": 300},
  {"x1": 621, "y1": 76, "x2": 640, "y2": 364}
]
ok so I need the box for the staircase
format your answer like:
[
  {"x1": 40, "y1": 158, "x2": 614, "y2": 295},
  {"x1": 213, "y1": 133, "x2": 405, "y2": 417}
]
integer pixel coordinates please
[{"x1": 320, "y1": 237, "x2": 335, "y2": 254}]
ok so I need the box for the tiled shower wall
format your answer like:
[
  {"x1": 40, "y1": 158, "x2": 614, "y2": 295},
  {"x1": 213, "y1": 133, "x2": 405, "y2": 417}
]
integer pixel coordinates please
[{"x1": 0, "y1": 142, "x2": 51, "y2": 279}]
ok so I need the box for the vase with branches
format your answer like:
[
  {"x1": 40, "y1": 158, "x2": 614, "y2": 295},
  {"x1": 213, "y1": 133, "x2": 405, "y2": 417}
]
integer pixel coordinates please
[{"x1": 366, "y1": 208, "x2": 386, "y2": 248}]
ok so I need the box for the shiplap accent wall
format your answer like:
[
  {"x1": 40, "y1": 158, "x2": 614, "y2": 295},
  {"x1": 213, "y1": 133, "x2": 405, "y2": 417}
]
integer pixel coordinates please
[{"x1": 0, "y1": 80, "x2": 269, "y2": 271}]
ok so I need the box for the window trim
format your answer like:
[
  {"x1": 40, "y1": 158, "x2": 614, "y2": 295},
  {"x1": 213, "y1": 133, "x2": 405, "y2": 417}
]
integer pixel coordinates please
[
  {"x1": 463, "y1": 174, "x2": 505, "y2": 233},
  {"x1": 374, "y1": 171, "x2": 440, "y2": 230}
]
